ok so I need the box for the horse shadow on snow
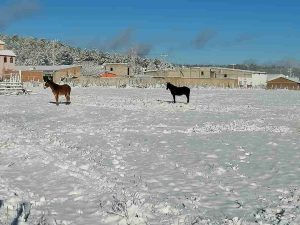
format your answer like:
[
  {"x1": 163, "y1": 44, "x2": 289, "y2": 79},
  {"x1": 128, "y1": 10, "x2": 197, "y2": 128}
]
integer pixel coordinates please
[
  {"x1": 49, "y1": 101, "x2": 71, "y2": 105},
  {"x1": 156, "y1": 99, "x2": 189, "y2": 104}
]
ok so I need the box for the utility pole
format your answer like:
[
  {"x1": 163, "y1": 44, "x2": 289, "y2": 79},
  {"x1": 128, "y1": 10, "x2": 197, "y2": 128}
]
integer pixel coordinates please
[
  {"x1": 129, "y1": 48, "x2": 137, "y2": 75},
  {"x1": 160, "y1": 54, "x2": 168, "y2": 71},
  {"x1": 288, "y1": 67, "x2": 293, "y2": 77}
]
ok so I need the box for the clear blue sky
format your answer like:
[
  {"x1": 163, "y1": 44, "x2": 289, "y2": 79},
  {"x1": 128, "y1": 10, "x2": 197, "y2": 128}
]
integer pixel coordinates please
[{"x1": 1, "y1": 0, "x2": 300, "y2": 65}]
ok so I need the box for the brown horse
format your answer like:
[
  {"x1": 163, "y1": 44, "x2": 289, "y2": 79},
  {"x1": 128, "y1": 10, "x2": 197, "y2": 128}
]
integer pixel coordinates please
[{"x1": 44, "y1": 80, "x2": 71, "y2": 105}]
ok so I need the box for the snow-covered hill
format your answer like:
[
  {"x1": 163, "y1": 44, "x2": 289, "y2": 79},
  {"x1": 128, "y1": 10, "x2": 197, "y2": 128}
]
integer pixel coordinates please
[{"x1": 0, "y1": 35, "x2": 172, "y2": 76}]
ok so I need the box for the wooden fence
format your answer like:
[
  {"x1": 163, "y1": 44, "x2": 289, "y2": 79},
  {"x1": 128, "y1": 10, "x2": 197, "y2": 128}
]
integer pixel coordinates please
[{"x1": 0, "y1": 74, "x2": 24, "y2": 94}]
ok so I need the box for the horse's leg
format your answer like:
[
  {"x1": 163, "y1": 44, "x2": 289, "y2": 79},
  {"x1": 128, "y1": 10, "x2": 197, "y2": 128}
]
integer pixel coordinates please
[
  {"x1": 66, "y1": 94, "x2": 71, "y2": 104},
  {"x1": 186, "y1": 93, "x2": 190, "y2": 103},
  {"x1": 55, "y1": 94, "x2": 59, "y2": 106},
  {"x1": 173, "y1": 94, "x2": 176, "y2": 103}
]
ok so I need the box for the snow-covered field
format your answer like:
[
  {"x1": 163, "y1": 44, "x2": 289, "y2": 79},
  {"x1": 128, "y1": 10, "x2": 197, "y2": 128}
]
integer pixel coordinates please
[{"x1": 1, "y1": 87, "x2": 300, "y2": 225}]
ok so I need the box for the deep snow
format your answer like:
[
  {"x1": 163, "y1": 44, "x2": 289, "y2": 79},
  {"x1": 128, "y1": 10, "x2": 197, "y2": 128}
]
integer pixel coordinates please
[{"x1": 0, "y1": 87, "x2": 300, "y2": 225}]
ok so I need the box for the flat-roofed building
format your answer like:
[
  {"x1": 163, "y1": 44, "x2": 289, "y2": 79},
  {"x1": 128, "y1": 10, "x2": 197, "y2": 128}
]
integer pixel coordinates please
[
  {"x1": 144, "y1": 66, "x2": 265, "y2": 79},
  {"x1": 103, "y1": 63, "x2": 132, "y2": 77},
  {"x1": 16, "y1": 65, "x2": 81, "y2": 83}
]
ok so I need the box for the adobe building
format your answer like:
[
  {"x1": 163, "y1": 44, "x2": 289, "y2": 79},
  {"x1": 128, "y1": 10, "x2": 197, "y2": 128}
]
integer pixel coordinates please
[
  {"x1": 0, "y1": 40, "x2": 17, "y2": 80},
  {"x1": 16, "y1": 65, "x2": 81, "y2": 83},
  {"x1": 144, "y1": 66, "x2": 265, "y2": 87},
  {"x1": 144, "y1": 67, "x2": 265, "y2": 80},
  {"x1": 103, "y1": 63, "x2": 132, "y2": 77}
]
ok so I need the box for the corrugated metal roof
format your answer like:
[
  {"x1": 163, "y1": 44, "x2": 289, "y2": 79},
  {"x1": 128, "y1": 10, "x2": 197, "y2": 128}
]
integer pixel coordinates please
[
  {"x1": 15, "y1": 65, "x2": 81, "y2": 71},
  {"x1": 102, "y1": 63, "x2": 129, "y2": 66},
  {"x1": 0, "y1": 50, "x2": 16, "y2": 57},
  {"x1": 208, "y1": 67, "x2": 266, "y2": 74}
]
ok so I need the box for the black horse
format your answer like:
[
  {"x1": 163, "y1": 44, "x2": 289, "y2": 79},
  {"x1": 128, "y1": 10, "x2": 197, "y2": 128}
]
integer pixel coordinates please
[{"x1": 166, "y1": 82, "x2": 190, "y2": 103}]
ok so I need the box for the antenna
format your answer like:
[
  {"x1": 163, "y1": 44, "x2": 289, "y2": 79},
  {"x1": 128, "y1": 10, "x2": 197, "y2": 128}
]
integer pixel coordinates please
[{"x1": 52, "y1": 39, "x2": 57, "y2": 66}]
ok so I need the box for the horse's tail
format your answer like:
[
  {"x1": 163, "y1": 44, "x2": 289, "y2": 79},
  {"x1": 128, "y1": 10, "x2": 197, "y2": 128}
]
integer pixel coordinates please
[
  {"x1": 186, "y1": 87, "x2": 190, "y2": 103},
  {"x1": 186, "y1": 87, "x2": 190, "y2": 96}
]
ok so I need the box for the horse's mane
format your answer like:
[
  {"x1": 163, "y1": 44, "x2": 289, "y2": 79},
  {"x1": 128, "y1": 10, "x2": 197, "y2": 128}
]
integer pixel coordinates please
[
  {"x1": 167, "y1": 82, "x2": 175, "y2": 87},
  {"x1": 46, "y1": 79, "x2": 60, "y2": 88},
  {"x1": 46, "y1": 79, "x2": 55, "y2": 84},
  {"x1": 49, "y1": 79, "x2": 61, "y2": 84}
]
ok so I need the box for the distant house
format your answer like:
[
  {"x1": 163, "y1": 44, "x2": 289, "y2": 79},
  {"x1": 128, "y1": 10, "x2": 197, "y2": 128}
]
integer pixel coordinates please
[
  {"x1": 103, "y1": 63, "x2": 132, "y2": 77},
  {"x1": 16, "y1": 65, "x2": 82, "y2": 83},
  {"x1": 267, "y1": 77, "x2": 300, "y2": 90},
  {"x1": 251, "y1": 74, "x2": 299, "y2": 88},
  {"x1": 0, "y1": 40, "x2": 16, "y2": 80}
]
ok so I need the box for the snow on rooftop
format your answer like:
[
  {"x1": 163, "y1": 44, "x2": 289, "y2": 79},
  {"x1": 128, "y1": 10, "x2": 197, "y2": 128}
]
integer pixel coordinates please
[
  {"x1": 207, "y1": 66, "x2": 266, "y2": 74},
  {"x1": 144, "y1": 67, "x2": 266, "y2": 74},
  {"x1": 0, "y1": 50, "x2": 16, "y2": 57},
  {"x1": 15, "y1": 65, "x2": 81, "y2": 71},
  {"x1": 102, "y1": 63, "x2": 129, "y2": 65}
]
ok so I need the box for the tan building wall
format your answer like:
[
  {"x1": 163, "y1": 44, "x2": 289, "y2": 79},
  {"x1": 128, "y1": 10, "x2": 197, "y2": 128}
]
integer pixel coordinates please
[
  {"x1": 144, "y1": 67, "x2": 259, "y2": 80},
  {"x1": 104, "y1": 63, "x2": 131, "y2": 76},
  {"x1": 79, "y1": 76, "x2": 238, "y2": 88},
  {"x1": 21, "y1": 71, "x2": 43, "y2": 82},
  {"x1": 19, "y1": 66, "x2": 81, "y2": 83},
  {"x1": 160, "y1": 77, "x2": 238, "y2": 88},
  {"x1": 52, "y1": 66, "x2": 81, "y2": 83}
]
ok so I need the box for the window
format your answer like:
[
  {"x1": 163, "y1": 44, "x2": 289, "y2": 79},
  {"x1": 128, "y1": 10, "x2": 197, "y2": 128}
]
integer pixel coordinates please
[
  {"x1": 10, "y1": 57, "x2": 13, "y2": 63},
  {"x1": 110, "y1": 67, "x2": 113, "y2": 71},
  {"x1": 127, "y1": 67, "x2": 130, "y2": 75},
  {"x1": 201, "y1": 71, "x2": 204, "y2": 76},
  {"x1": 224, "y1": 74, "x2": 227, "y2": 78},
  {"x1": 4, "y1": 57, "x2": 7, "y2": 63}
]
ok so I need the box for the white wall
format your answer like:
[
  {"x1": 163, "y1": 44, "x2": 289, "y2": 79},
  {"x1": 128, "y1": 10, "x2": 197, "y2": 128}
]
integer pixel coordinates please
[{"x1": 252, "y1": 73, "x2": 267, "y2": 87}]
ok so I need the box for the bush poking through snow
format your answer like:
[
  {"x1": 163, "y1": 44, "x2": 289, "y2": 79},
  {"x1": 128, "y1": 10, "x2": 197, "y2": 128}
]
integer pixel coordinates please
[
  {"x1": 253, "y1": 188, "x2": 300, "y2": 225},
  {"x1": 102, "y1": 189, "x2": 150, "y2": 225}
]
